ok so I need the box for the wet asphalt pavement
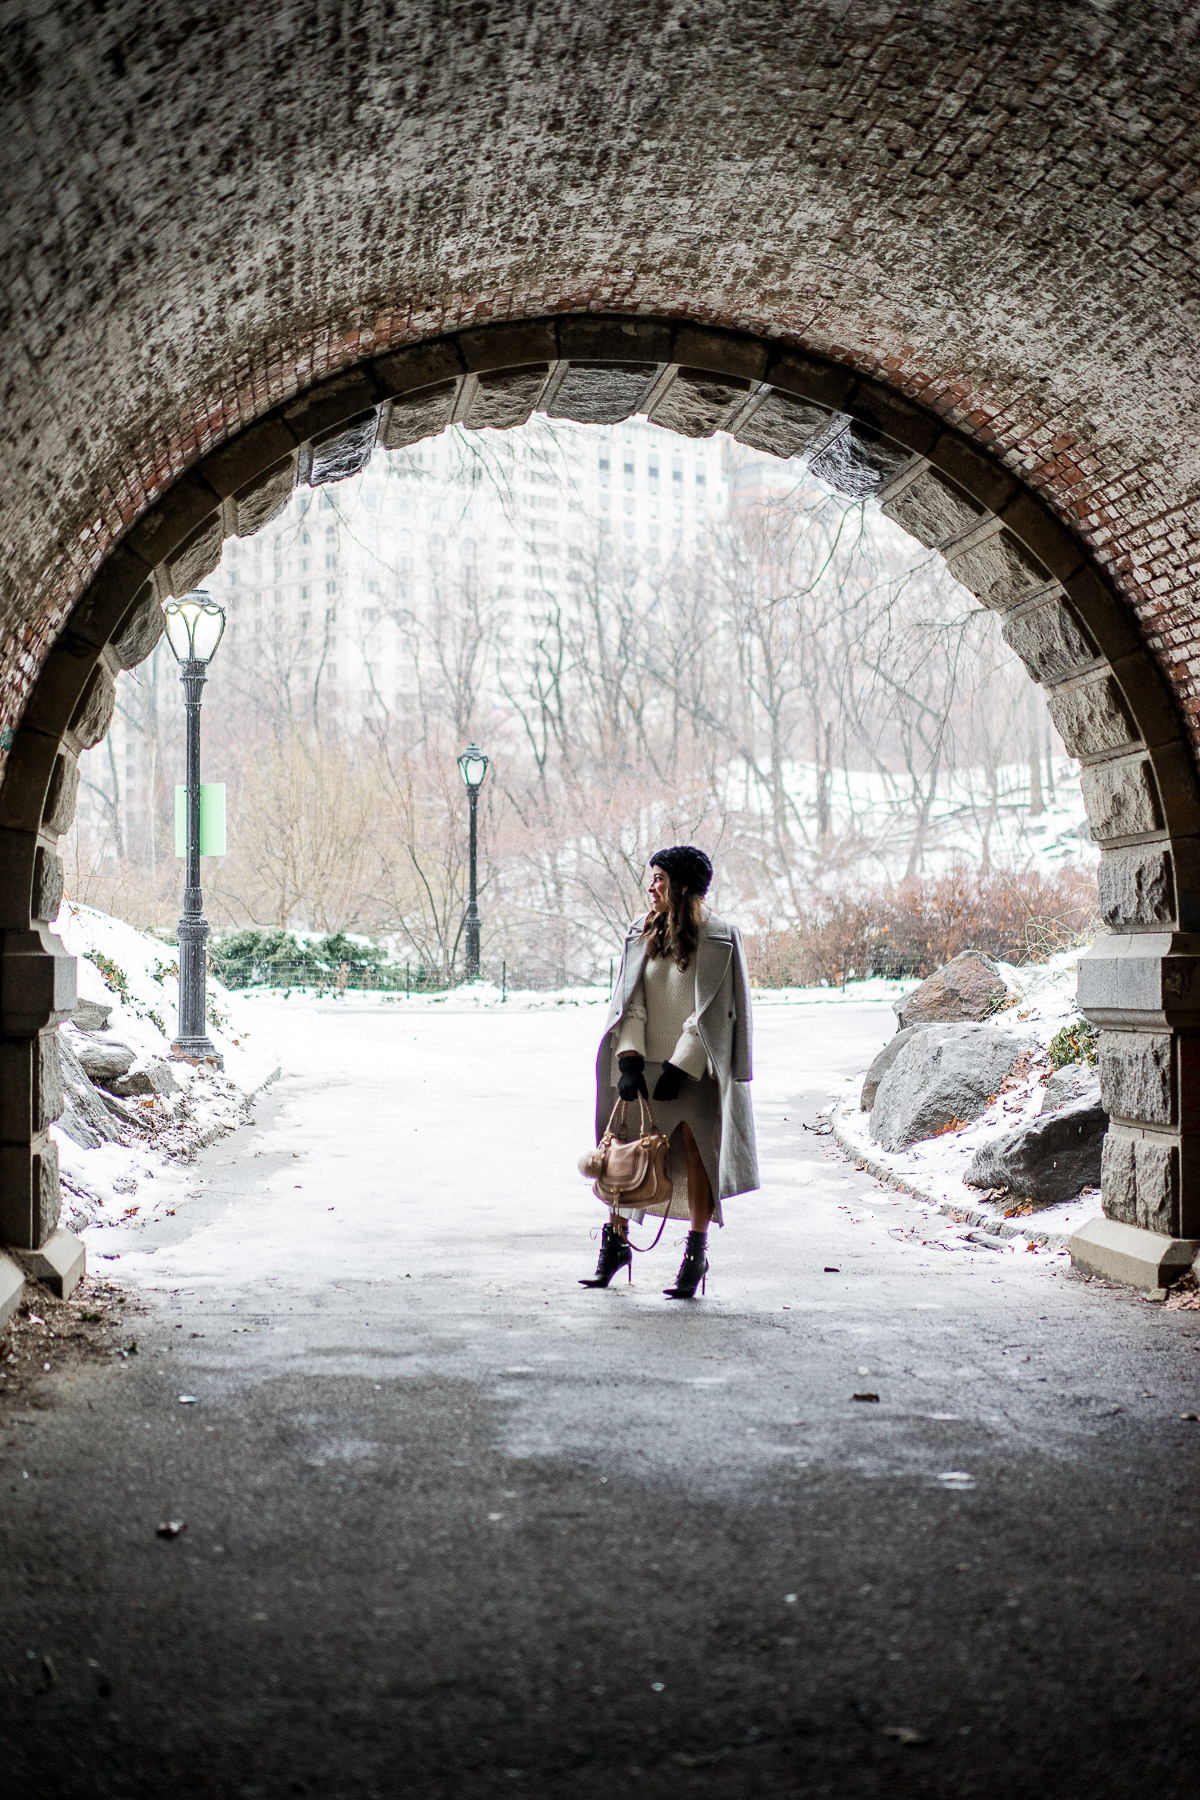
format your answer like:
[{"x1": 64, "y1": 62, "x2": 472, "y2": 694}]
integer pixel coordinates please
[{"x1": 2, "y1": 1000, "x2": 1200, "y2": 1799}]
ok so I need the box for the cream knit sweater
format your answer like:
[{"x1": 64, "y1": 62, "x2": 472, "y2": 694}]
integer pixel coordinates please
[{"x1": 613, "y1": 951, "x2": 709, "y2": 1078}]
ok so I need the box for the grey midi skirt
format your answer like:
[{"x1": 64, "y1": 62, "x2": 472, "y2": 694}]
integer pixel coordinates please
[{"x1": 603, "y1": 1058, "x2": 724, "y2": 1228}]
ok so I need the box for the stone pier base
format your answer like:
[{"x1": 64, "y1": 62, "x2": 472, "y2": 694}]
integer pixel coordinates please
[
  {"x1": 1068, "y1": 1215, "x2": 1200, "y2": 1293},
  {"x1": 13, "y1": 1227, "x2": 86, "y2": 1298}
]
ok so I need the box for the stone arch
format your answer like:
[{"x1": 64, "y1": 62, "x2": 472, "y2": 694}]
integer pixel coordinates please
[{"x1": 2, "y1": 317, "x2": 1195, "y2": 1290}]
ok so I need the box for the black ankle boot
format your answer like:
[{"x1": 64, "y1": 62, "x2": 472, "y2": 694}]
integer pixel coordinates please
[
  {"x1": 579, "y1": 1223, "x2": 632, "y2": 1289},
  {"x1": 664, "y1": 1230, "x2": 708, "y2": 1299}
]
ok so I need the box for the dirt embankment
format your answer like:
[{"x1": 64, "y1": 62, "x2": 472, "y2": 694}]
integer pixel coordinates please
[{"x1": 0, "y1": 1277, "x2": 144, "y2": 1412}]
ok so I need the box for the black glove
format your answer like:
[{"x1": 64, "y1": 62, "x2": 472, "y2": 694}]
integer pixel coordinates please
[
  {"x1": 653, "y1": 1061, "x2": 687, "y2": 1102},
  {"x1": 617, "y1": 1052, "x2": 648, "y2": 1101}
]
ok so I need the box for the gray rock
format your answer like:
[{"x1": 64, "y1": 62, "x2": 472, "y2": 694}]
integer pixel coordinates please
[
  {"x1": 869, "y1": 1023, "x2": 1037, "y2": 1152},
  {"x1": 893, "y1": 950, "x2": 1012, "y2": 1029},
  {"x1": 55, "y1": 1034, "x2": 123, "y2": 1149},
  {"x1": 74, "y1": 1037, "x2": 136, "y2": 1086},
  {"x1": 965, "y1": 1096, "x2": 1108, "y2": 1207},
  {"x1": 1040, "y1": 1062, "x2": 1101, "y2": 1115},
  {"x1": 108, "y1": 1057, "x2": 179, "y2": 1098},
  {"x1": 70, "y1": 998, "x2": 112, "y2": 1032},
  {"x1": 860, "y1": 1027, "x2": 923, "y2": 1111}
]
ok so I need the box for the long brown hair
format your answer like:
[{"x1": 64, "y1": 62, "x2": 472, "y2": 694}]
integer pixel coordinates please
[{"x1": 641, "y1": 873, "x2": 703, "y2": 970}]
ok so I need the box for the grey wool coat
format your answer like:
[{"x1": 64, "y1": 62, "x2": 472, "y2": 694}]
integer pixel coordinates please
[{"x1": 595, "y1": 914, "x2": 760, "y2": 1201}]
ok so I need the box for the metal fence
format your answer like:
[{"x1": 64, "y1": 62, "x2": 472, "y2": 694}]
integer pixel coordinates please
[{"x1": 213, "y1": 956, "x2": 606, "y2": 996}]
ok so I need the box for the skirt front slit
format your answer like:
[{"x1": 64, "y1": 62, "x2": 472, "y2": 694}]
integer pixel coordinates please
[{"x1": 605, "y1": 1059, "x2": 724, "y2": 1227}]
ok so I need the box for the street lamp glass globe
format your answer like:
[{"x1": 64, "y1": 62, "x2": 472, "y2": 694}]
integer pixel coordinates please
[
  {"x1": 163, "y1": 592, "x2": 226, "y2": 664},
  {"x1": 457, "y1": 744, "x2": 489, "y2": 790}
]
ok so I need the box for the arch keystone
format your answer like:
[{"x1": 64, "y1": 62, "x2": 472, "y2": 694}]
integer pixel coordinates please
[{"x1": 545, "y1": 363, "x2": 659, "y2": 425}]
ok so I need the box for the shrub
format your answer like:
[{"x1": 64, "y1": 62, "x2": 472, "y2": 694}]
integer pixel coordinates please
[
  {"x1": 209, "y1": 927, "x2": 410, "y2": 991},
  {"x1": 1047, "y1": 1017, "x2": 1099, "y2": 1069},
  {"x1": 85, "y1": 950, "x2": 130, "y2": 1002},
  {"x1": 744, "y1": 865, "x2": 1099, "y2": 988},
  {"x1": 209, "y1": 928, "x2": 326, "y2": 987}
]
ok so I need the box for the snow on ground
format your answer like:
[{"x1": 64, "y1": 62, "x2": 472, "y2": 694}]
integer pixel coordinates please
[
  {"x1": 51, "y1": 903, "x2": 281, "y2": 1235},
  {"x1": 830, "y1": 951, "x2": 1097, "y2": 1242},
  {"x1": 85, "y1": 987, "x2": 907, "y2": 1290},
  {"x1": 80, "y1": 970, "x2": 1088, "y2": 1294},
  {"x1": 49, "y1": 905, "x2": 1095, "y2": 1279}
]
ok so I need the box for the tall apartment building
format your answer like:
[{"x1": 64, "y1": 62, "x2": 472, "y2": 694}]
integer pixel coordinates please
[{"x1": 79, "y1": 417, "x2": 738, "y2": 859}]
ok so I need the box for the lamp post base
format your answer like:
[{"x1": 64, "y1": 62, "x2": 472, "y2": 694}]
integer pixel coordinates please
[{"x1": 171, "y1": 1034, "x2": 225, "y2": 1071}]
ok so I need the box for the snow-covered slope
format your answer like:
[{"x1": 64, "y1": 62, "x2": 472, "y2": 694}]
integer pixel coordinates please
[
  {"x1": 717, "y1": 756, "x2": 1094, "y2": 889},
  {"x1": 50, "y1": 903, "x2": 281, "y2": 1239},
  {"x1": 830, "y1": 953, "x2": 1097, "y2": 1240}
]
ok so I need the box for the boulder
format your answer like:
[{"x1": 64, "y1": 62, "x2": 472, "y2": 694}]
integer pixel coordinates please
[
  {"x1": 893, "y1": 950, "x2": 1011, "y2": 1029},
  {"x1": 73, "y1": 1036, "x2": 136, "y2": 1086},
  {"x1": 55, "y1": 1034, "x2": 123, "y2": 1149},
  {"x1": 70, "y1": 997, "x2": 112, "y2": 1032},
  {"x1": 869, "y1": 1023, "x2": 1037, "y2": 1152},
  {"x1": 860, "y1": 1026, "x2": 923, "y2": 1110},
  {"x1": 108, "y1": 1057, "x2": 179, "y2": 1098},
  {"x1": 965, "y1": 1095, "x2": 1107, "y2": 1207},
  {"x1": 1040, "y1": 1061, "x2": 1101, "y2": 1115}
]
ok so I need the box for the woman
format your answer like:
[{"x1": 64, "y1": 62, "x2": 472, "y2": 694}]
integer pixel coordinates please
[{"x1": 581, "y1": 845, "x2": 759, "y2": 1299}]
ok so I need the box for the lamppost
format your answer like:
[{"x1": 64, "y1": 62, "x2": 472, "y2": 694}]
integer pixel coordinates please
[
  {"x1": 457, "y1": 743, "x2": 489, "y2": 980},
  {"x1": 163, "y1": 591, "x2": 226, "y2": 1063}
]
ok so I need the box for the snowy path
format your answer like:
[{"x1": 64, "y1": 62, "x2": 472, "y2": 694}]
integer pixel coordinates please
[
  {"x1": 107, "y1": 994, "x2": 898, "y2": 1298},
  {"x1": 7, "y1": 995, "x2": 1200, "y2": 1796}
]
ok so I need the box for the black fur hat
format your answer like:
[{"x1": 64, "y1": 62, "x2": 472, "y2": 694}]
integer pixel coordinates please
[{"x1": 649, "y1": 844, "x2": 713, "y2": 897}]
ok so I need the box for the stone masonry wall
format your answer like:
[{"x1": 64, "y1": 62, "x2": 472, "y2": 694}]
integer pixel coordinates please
[{"x1": 1, "y1": 1, "x2": 1199, "y2": 763}]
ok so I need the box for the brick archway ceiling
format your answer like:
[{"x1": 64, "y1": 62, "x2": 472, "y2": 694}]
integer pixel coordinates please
[{"x1": 2, "y1": 2, "x2": 1199, "y2": 755}]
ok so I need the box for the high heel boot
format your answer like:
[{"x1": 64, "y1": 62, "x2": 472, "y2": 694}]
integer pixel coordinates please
[
  {"x1": 664, "y1": 1230, "x2": 708, "y2": 1299},
  {"x1": 579, "y1": 1223, "x2": 632, "y2": 1288}
]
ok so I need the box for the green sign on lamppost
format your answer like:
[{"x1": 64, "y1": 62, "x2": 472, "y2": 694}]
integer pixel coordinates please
[{"x1": 457, "y1": 744, "x2": 489, "y2": 980}]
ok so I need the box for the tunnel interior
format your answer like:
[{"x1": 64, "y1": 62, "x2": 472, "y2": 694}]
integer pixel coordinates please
[{"x1": 2, "y1": 316, "x2": 1199, "y2": 1282}]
